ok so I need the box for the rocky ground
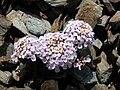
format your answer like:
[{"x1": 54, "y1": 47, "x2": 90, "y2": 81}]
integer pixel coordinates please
[{"x1": 0, "y1": 0, "x2": 120, "y2": 90}]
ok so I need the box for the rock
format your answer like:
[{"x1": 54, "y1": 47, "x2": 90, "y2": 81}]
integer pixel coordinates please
[
  {"x1": 109, "y1": 0, "x2": 120, "y2": 3},
  {"x1": 12, "y1": 63, "x2": 27, "y2": 81},
  {"x1": 0, "y1": 14, "x2": 12, "y2": 30},
  {"x1": 96, "y1": 52, "x2": 113, "y2": 83},
  {"x1": 102, "y1": 0, "x2": 116, "y2": 15},
  {"x1": 109, "y1": 11, "x2": 120, "y2": 23},
  {"x1": 41, "y1": 80, "x2": 58, "y2": 90},
  {"x1": 83, "y1": 72, "x2": 97, "y2": 84},
  {"x1": 75, "y1": 0, "x2": 103, "y2": 28},
  {"x1": 0, "y1": 84, "x2": 6, "y2": 90},
  {"x1": 0, "y1": 14, "x2": 12, "y2": 46},
  {"x1": 68, "y1": 66, "x2": 93, "y2": 84},
  {"x1": 97, "y1": 15, "x2": 110, "y2": 27},
  {"x1": 116, "y1": 56, "x2": 120, "y2": 68},
  {"x1": 93, "y1": 39, "x2": 103, "y2": 49},
  {"x1": 91, "y1": 83, "x2": 115, "y2": 90},
  {"x1": 49, "y1": 14, "x2": 62, "y2": 33},
  {"x1": 7, "y1": 10, "x2": 51, "y2": 37},
  {"x1": 0, "y1": 70, "x2": 12, "y2": 84},
  {"x1": 6, "y1": 10, "x2": 31, "y2": 36},
  {"x1": 24, "y1": 14, "x2": 51, "y2": 36},
  {"x1": 7, "y1": 86, "x2": 32, "y2": 90},
  {"x1": 64, "y1": 0, "x2": 81, "y2": 9},
  {"x1": 64, "y1": 85, "x2": 78, "y2": 90},
  {"x1": 45, "y1": 0, "x2": 67, "y2": 6},
  {"x1": 6, "y1": 43, "x2": 14, "y2": 56}
]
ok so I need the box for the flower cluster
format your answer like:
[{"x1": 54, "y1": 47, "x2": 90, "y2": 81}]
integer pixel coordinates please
[
  {"x1": 11, "y1": 36, "x2": 38, "y2": 62},
  {"x1": 36, "y1": 32, "x2": 77, "y2": 72},
  {"x1": 63, "y1": 20, "x2": 94, "y2": 49},
  {"x1": 11, "y1": 20, "x2": 94, "y2": 73},
  {"x1": 74, "y1": 55, "x2": 91, "y2": 70}
]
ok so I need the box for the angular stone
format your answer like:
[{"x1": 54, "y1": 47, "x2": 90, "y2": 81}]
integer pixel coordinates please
[
  {"x1": 116, "y1": 56, "x2": 120, "y2": 68},
  {"x1": 7, "y1": 86, "x2": 32, "y2": 90},
  {"x1": 24, "y1": 16, "x2": 51, "y2": 36},
  {"x1": 97, "y1": 15, "x2": 110, "y2": 27},
  {"x1": 45, "y1": 0, "x2": 67, "y2": 6},
  {"x1": 91, "y1": 83, "x2": 114, "y2": 90},
  {"x1": 110, "y1": 11, "x2": 120, "y2": 23},
  {"x1": 83, "y1": 72, "x2": 97, "y2": 84},
  {"x1": 7, "y1": 10, "x2": 51, "y2": 36},
  {"x1": 0, "y1": 70, "x2": 12, "y2": 84},
  {"x1": 68, "y1": 66, "x2": 92, "y2": 84},
  {"x1": 50, "y1": 14, "x2": 62, "y2": 33},
  {"x1": 102, "y1": 0, "x2": 116, "y2": 15},
  {"x1": 96, "y1": 52, "x2": 113, "y2": 83},
  {"x1": 0, "y1": 14, "x2": 12, "y2": 32},
  {"x1": 41, "y1": 80, "x2": 58, "y2": 90},
  {"x1": 7, "y1": 10, "x2": 31, "y2": 36},
  {"x1": 75, "y1": 0, "x2": 103, "y2": 28},
  {"x1": 93, "y1": 39, "x2": 103, "y2": 49},
  {"x1": 12, "y1": 63, "x2": 27, "y2": 81},
  {"x1": 109, "y1": 0, "x2": 120, "y2": 3},
  {"x1": 0, "y1": 14, "x2": 12, "y2": 46}
]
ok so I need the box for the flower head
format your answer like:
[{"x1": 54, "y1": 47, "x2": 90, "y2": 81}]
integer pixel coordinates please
[
  {"x1": 11, "y1": 36, "x2": 38, "y2": 62},
  {"x1": 63, "y1": 20, "x2": 94, "y2": 49},
  {"x1": 36, "y1": 32, "x2": 77, "y2": 72}
]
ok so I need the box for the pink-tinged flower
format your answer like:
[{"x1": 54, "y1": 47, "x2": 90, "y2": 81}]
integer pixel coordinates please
[
  {"x1": 36, "y1": 32, "x2": 77, "y2": 72},
  {"x1": 74, "y1": 55, "x2": 91, "y2": 70},
  {"x1": 63, "y1": 20, "x2": 94, "y2": 49},
  {"x1": 11, "y1": 36, "x2": 38, "y2": 62}
]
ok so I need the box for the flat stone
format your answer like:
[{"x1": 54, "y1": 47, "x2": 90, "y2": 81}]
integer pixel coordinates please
[
  {"x1": 116, "y1": 56, "x2": 120, "y2": 68},
  {"x1": 96, "y1": 52, "x2": 113, "y2": 83},
  {"x1": 109, "y1": 0, "x2": 120, "y2": 3},
  {"x1": 7, "y1": 10, "x2": 31, "y2": 36},
  {"x1": 0, "y1": 14, "x2": 12, "y2": 46},
  {"x1": 7, "y1": 10, "x2": 51, "y2": 36},
  {"x1": 83, "y1": 72, "x2": 97, "y2": 84},
  {"x1": 68, "y1": 66, "x2": 92, "y2": 84},
  {"x1": 41, "y1": 80, "x2": 58, "y2": 90},
  {"x1": 0, "y1": 70, "x2": 12, "y2": 84},
  {"x1": 93, "y1": 39, "x2": 103, "y2": 49},
  {"x1": 24, "y1": 15, "x2": 51, "y2": 36},
  {"x1": 75, "y1": 0, "x2": 103, "y2": 28},
  {"x1": 97, "y1": 15, "x2": 110, "y2": 27},
  {"x1": 110, "y1": 11, "x2": 120, "y2": 23},
  {"x1": 45, "y1": 0, "x2": 67, "y2": 6}
]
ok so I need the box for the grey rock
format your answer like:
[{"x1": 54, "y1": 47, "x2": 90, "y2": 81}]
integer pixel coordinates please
[
  {"x1": 109, "y1": 0, "x2": 120, "y2": 3},
  {"x1": 6, "y1": 43, "x2": 14, "y2": 56},
  {"x1": 93, "y1": 39, "x2": 103, "y2": 49},
  {"x1": 116, "y1": 56, "x2": 120, "y2": 68},
  {"x1": 7, "y1": 10, "x2": 32, "y2": 36},
  {"x1": 45, "y1": 0, "x2": 67, "y2": 6},
  {"x1": 68, "y1": 66, "x2": 93, "y2": 84},
  {"x1": 97, "y1": 15, "x2": 110, "y2": 27},
  {"x1": 7, "y1": 86, "x2": 32, "y2": 90},
  {"x1": 83, "y1": 72, "x2": 97, "y2": 84},
  {"x1": 0, "y1": 14, "x2": 12, "y2": 46},
  {"x1": 24, "y1": 16, "x2": 51, "y2": 36},
  {"x1": 0, "y1": 70, "x2": 12, "y2": 84},
  {"x1": 65, "y1": 85, "x2": 78, "y2": 90},
  {"x1": 7, "y1": 10, "x2": 51, "y2": 36}
]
